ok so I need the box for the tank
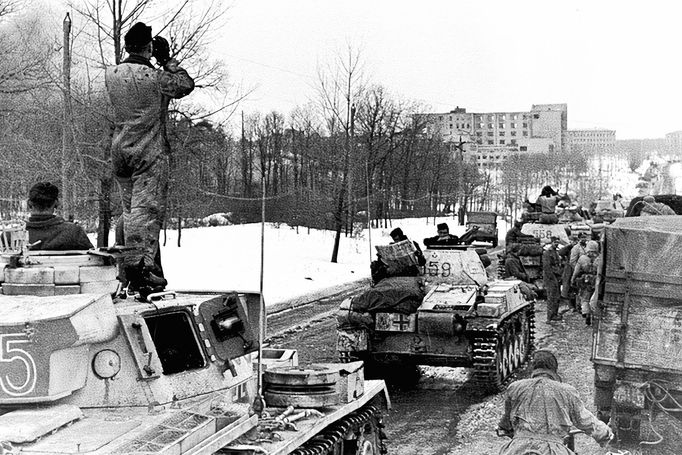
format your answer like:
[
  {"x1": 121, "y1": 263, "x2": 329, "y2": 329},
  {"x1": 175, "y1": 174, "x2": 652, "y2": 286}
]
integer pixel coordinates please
[
  {"x1": 337, "y1": 245, "x2": 535, "y2": 392},
  {"x1": 0, "y1": 246, "x2": 390, "y2": 455},
  {"x1": 498, "y1": 218, "x2": 591, "y2": 296},
  {"x1": 592, "y1": 216, "x2": 682, "y2": 444}
]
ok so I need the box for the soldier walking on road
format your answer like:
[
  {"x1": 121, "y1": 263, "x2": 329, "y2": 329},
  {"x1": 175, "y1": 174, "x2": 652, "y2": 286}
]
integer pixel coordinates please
[
  {"x1": 105, "y1": 22, "x2": 195, "y2": 294},
  {"x1": 542, "y1": 236, "x2": 563, "y2": 322},
  {"x1": 572, "y1": 240, "x2": 600, "y2": 325}
]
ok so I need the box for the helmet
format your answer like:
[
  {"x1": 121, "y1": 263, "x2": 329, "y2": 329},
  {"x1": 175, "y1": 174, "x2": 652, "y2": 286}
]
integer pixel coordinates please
[{"x1": 586, "y1": 241, "x2": 599, "y2": 254}]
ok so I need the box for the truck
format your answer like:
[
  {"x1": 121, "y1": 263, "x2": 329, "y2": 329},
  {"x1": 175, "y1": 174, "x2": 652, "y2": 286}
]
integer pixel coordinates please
[
  {"x1": 592, "y1": 216, "x2": 682, "y2": 444},
  {"x1": 337, "y1": 244, "x2": 535, "y2": 392},
  {"x1": 0, "y1": 235, "x2": 390, "y2": 455}
]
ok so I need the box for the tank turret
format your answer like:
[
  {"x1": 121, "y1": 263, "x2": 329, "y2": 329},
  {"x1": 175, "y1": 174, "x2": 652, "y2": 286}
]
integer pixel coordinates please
[{"x1": 0, "y1": 250, "x2": 262, "y2": 453}]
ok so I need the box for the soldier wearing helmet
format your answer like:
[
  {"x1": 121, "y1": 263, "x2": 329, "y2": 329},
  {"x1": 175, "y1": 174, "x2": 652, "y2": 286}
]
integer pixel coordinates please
[{"x1": 571, "y1": 240, "x2": 600, "y2": 325}]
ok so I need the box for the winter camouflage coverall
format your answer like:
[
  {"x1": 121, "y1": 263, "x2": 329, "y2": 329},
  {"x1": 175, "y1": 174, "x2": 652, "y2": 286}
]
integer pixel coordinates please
[
  {"x1": 572, "y1": 254, "x2": 599, "y2": 316},
  {"x1": 542, "y1": 245, "x2": 562, "y2": 321},
  {"x1": 105, "y1": 55, "x2": 194, "y2": 276},
  {"x1": 498, "y1": 370, "x2": 611, "y2": 455}
]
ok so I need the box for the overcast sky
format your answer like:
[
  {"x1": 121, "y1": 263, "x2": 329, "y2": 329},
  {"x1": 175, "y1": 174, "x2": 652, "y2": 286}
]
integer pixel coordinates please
[{"x1": 209, "y1": 0, "x2": 682, "y2": 140}]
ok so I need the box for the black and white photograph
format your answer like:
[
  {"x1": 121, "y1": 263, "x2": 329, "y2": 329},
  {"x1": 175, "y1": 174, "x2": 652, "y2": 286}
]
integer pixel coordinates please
[{"x1": 0, "y1": 1, "x2": 681, "y2": 454}]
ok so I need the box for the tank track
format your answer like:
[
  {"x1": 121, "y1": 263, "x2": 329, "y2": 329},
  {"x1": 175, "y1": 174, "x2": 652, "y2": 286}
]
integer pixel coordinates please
[
  {"x1": 470, "y1": 302, "x2": 535, "y2": 392},
  {"x1": 289, "y1": 404, "x2": 387, "y2": 455}
]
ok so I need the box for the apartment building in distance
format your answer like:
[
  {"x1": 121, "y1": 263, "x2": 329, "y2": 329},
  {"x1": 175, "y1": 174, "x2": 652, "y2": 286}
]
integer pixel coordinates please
[
  {"x1": 420, "y1": 104, "x2": 567, "y2": 169},
  {"x1": 567, "y1": 128, "x2": 626, "y2": 176},
  {"x1": 567, "y1": 129, "x2": 616, "y2": 154},
  {"x1": 665, "y1": 131, "x2": 682, "y2": 157}
]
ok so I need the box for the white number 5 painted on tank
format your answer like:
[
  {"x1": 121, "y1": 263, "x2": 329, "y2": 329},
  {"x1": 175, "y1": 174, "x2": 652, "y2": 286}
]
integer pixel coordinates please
[{"x1": 0, "y1": 333, "x2": 37, "y2": 396}]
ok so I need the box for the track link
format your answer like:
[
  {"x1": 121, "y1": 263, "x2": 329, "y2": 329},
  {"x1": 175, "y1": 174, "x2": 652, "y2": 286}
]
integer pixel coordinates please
[
  {"x1": 289, "y1": 404, "x2": 387, "y2": 455},
  {"x1": 471, "y1": 303, "x2": 535, "y2": 392}
]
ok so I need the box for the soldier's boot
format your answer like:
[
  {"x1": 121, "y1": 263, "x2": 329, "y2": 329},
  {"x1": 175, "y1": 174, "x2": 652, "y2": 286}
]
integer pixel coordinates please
[{"x1": 125, "y1": 260, "x2": 167, "y2": 300}]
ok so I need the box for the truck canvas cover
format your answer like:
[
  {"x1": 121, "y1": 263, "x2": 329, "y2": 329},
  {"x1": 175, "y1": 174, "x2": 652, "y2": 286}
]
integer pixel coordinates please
[{"x1": 593, "y1": 216, "x2": 682, "y2": 372}]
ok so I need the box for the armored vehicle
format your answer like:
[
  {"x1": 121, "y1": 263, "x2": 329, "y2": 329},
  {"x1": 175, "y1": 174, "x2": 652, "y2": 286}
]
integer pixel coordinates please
[
  {"x1": 0, "y1": 240, "x2": 389, "y2": 454},
  {"x1": 337, "y1": 245, "x2": 535, "y2": 392},
  {"x1": 592, "y1": 216, "x2": 682, "y2": 443}
]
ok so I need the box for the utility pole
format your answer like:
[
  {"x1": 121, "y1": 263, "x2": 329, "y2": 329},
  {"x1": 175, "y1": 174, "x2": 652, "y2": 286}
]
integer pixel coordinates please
[
  {"x1": 347, "y1": 104, "x2": 355, "y2": 236},
  {"x1": 61, "y1": 13, "x2": 73, "y2": 220}
]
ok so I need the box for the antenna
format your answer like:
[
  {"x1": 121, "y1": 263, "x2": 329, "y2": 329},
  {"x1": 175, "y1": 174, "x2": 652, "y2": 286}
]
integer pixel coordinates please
[{"x1": 252, "y1": 174, "x2": 267, "y2": 416}]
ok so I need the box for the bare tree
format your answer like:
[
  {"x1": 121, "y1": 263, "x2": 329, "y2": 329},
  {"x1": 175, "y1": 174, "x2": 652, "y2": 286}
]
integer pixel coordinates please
[{"x1": 316, "y1": 45, "x2": 365, "y2": 263}]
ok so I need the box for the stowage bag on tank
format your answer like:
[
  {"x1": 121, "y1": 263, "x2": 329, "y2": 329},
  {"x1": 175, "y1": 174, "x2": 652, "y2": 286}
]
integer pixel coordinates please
[
  {"x1": 517, "y1": 244, "x2": 543, "y2": 256},
  {"x1": 350, "y1": 276, "x2": 426, "y2": 314}
]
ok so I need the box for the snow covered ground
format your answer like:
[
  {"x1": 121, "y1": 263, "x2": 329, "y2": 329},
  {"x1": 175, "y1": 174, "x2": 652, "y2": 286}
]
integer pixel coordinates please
[{"x1": 135, "y1": 216, "x2": 507, "y2": 307}]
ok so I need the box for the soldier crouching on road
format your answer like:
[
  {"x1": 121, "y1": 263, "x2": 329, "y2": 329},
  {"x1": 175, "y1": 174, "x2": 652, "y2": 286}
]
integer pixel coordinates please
[
  {"x1": 105, "y1": 22, "x2": 194, "y2": 296},
  {"x1": 497, "y1": 350, "x2": 613, "y2": 455}
]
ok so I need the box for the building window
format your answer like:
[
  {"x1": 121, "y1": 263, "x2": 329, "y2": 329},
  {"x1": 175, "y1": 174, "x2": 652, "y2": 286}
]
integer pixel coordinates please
[
  {"x1": 500, "y1": 114, "x2": 506, "y2": 121},
  {"x1": 488, "y1": 140, "x2": 494, "y2": 145},
  {"x1": 511, "y1": 114, "x2": 518, "y2": 120},
  {"x1": 500, "y1": 139, "x2": 505, "y2": 145},
  {"x1": 499, "y1": 123, "x2": 505, "y2": 129},
  {"x1": 476, "y1": 131, "x2": 482, "y2": 136},
  {"x1": 511, "y1": 131, "x2": 517, "y2": 136},
  {"x1": 533, "y1": 114, "x2": 540, "y2": 119},
  {"x1": 477, "y1": 139, "x2": 482, "y2": 144},
  {"x1": 475, "y1": 115, "x2": 482, "y2": 122},
  {"x1": 522, "y1": 131, "x2": 528, "y2": 136},
  {"x1": 466, "y1": 123, "x2": 470, "y2": 128},
  {"x1": 439, "y1": 116, "x2": 443, "y2": 120},
  {"x1": 488, "y1": 123, "x2": 494, "y2": 129},
  {"x1": 511, "y1": 122, "x2": 517, "y2": 128},
  {"x1": 511, "y1": 139, "x2": 517, "y2": 145},
  {"x1": 450, "y1": 124, "x2": 453, "y2": 129},
  {"x1": 488, "y1": 115, "x2": 494, "y2": 121},
  {"x1": 499, "y1": 131, "x2": 505, "y2": 136},
  {"x1": 522, "y1": 122, "x2": 528, "y2": 128},
  {"x1": 487, "y1": 131, "x2": 494, "y2": 137},
  {"x1": 520, "y1": 146, "x2": 527, "y2": 151}
]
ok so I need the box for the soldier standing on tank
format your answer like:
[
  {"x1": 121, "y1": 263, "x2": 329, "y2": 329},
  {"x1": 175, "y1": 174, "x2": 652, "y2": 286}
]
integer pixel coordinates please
[
  {"x1": 542, "y1": 236, "x2": 563, "y2": 322},
  {"x1": 105, "y1": 22, "x2": 194, "y2": 293},
  {"x1": 572, "y1": 240, "x2": 600, "y2": 326}
]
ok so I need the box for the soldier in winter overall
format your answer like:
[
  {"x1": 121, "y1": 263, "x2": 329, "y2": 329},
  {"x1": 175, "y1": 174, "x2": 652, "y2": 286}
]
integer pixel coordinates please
[
  {"x1": 571, "y1": 240, "x2": 600, "y2": 325},
  {"x1": 498, "y1": 350, "x2": 613, "y2": 455},
  {"x1": 105, "y1": 22, "x2": 194, "y2": 293}
]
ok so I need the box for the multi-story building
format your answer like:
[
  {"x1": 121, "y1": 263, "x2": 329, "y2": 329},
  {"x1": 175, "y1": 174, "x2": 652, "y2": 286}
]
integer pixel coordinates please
[
  {"x1": 420, "y1": 103, "x2": 568, "y2": 169},
  {"x1": 665, "y1": 131, "x2": 682, "y2": 157},
  {"x1": 567, "y1": 129, "x2": 616, "y2": 154}
]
